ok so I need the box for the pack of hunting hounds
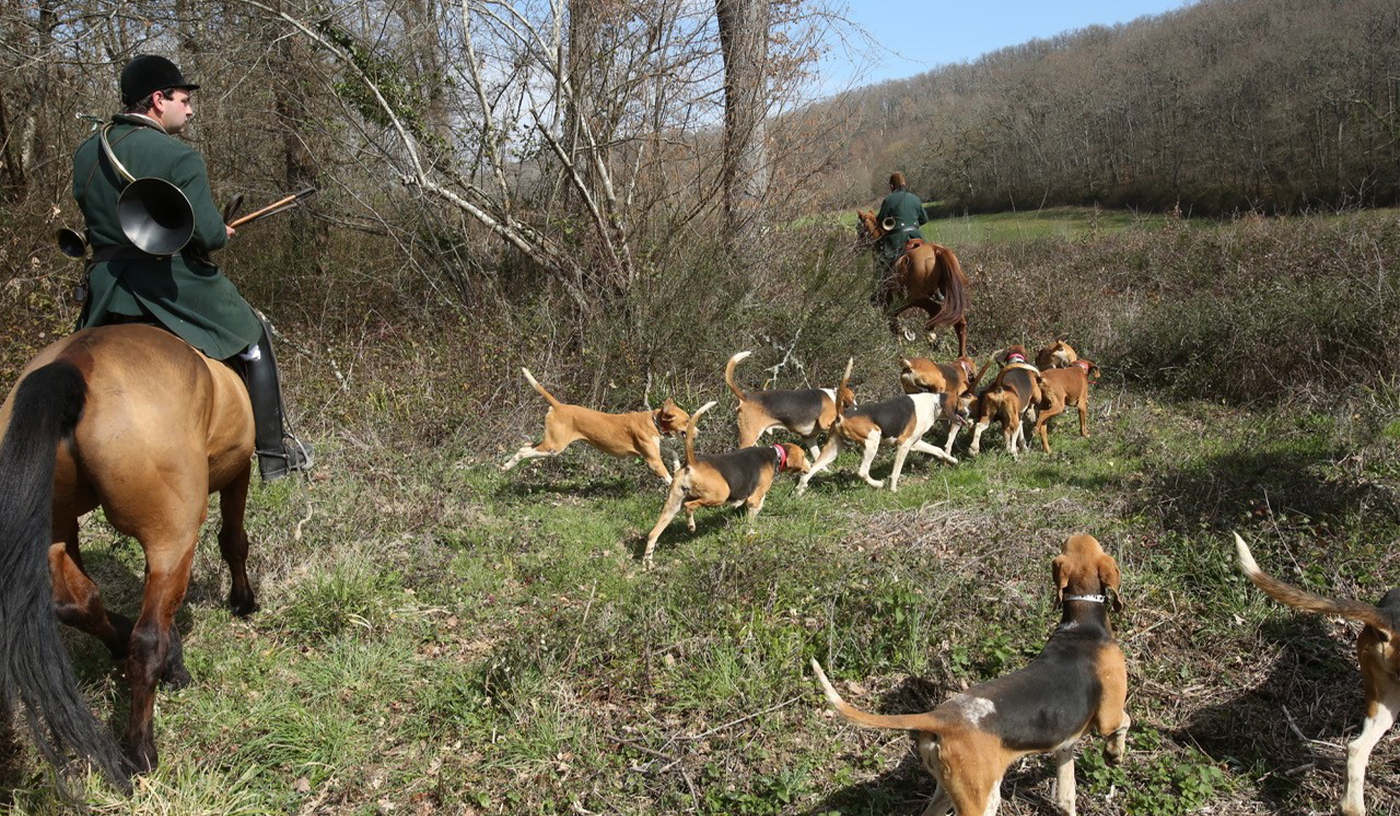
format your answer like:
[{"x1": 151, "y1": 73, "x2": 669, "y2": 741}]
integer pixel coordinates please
[{"x1": 504, "y1": 342, "x2": 1400, "y2": 816}]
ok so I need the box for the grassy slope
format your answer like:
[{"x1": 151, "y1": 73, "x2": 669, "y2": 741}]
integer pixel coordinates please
[{"x1": 4, "y1": 209, "x2": 1399, "y2": 815}]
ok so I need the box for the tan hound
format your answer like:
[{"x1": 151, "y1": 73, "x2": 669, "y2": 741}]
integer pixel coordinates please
[
  {"x1": 813, "y1": 534, "x2": 1129, "y2": 816},
  {"x1": 1236, "y1": 533, "x2": 1399, "y2": 816},
  {"x1": 1035, "y1": 340, "x2": 1079, "y2": 370},
  {"x1": 1034, "y1": 360, "x2": 1100, "y2": 453},
  {"x1": 642, "y1": 402, "x2": 809, "y2": 567},
  {"x1": 503, "y1": 368, "x2": 689, "y2": 483}
]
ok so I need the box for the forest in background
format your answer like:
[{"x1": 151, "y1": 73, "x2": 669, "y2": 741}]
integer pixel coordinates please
[{"x1": 804, "y1": 0, "x2": 1400, "y2": 215}]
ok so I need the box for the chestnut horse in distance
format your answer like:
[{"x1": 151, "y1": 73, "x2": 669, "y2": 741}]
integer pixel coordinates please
[
  {"x1": 855, "y1": 209, "x2": 970, "y2": 356},
  {"x1": 0, "y1": 324, "x2": 261, "y2": 785}
]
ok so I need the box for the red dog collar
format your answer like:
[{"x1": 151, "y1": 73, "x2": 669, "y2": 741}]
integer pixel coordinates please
[
  {"x1": 772, "y1": 444, "x2": 788, "y2": 470},
  {"x1": 1006, "y1": 352, "x2": 1027, "y2": 364},
  {"x1": 1073, "y1": 360, "x2": 1092, "y2": 371}
]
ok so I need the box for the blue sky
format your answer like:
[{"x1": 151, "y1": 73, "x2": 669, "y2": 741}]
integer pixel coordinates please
[{"x1": 815, "y1": 0, "x2": 1192, "y2": 94}]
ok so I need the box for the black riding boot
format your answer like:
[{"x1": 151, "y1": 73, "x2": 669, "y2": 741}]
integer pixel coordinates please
[{"x1": 243, "y1": 322, "x2": 312, "y2": 482}]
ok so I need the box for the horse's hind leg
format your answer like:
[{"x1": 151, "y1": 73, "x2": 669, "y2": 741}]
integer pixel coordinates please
[
  {"x1": 125, "y1": 532, "x2": 198, "y2": 773},
  {"x1": 218, "y1": 466, "x2": 258, "y2": 616},
  {"x1": 49, "y1": 516, "x2": 134, "y2": 659}
]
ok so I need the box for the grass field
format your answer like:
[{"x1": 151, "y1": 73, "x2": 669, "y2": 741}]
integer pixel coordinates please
[
  {"x1": 5, "y1": 376, "x2": 1398, "y2": 815},
  {"x1": 808, "y1": 206, "x2": 1155, "y2": 245},
  {"x1": 923, "y1": 207, "x2": 1151, "y2": 245}
]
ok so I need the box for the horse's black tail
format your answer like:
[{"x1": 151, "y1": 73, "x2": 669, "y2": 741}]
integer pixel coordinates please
[{"x1": 0, "y1": 361, "x2": 130, "y2": 789}]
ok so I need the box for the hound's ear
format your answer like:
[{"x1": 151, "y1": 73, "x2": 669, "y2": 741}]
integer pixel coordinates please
[
  {"x1": 1052, "y1": 554, "x2": 1069, "y2": 604},
  {"x1": 1098, "y1": 555, "x2": 1124, "y2": 612}
]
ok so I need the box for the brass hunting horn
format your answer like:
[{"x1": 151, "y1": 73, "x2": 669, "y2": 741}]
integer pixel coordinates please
[
  {"x1": 881, "y1": 216, "x2": 898, "y2": 231},
  {"x1": 55, "y1": 227, "x2": 88, "y2": 258},
  {"x1": 99, "y1": 124, "x2": 195, "y2": 255}
]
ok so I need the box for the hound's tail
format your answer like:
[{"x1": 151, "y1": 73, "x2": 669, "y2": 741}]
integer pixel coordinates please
[
  {"x1": 521, "y1": 368, "x2": 563, "y2": 408},
  {"x1": 724, "y1": 351, "x2": 751, "y2": 402},
  {"x1": 968, "y1": 359, "x2": 993, "y2": 393},
  {"x1": 1234, "y1": 533, "x2": 1397, "y2": 635},
  {"x1": 684, "y1": 401, "x2": 717, "y2": 468},
  {"x1": 810, "y1": 659, "x2": 944, "y2": 732},
  {"x1": 835, "y1": 358, "x2": 854, "y2": 417},
  {"x1": 0, "y1": 361, "x2": 131, "y2": 788}
]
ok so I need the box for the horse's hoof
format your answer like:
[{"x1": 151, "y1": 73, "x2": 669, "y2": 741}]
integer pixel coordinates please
[
  {"x1": 126, "y1": 742, "x2": 158, "y2": 776},
  {"x1": 162, "y1": 664, "x2": 192, "y2": 690},
  {"x1": 229, "y1": 594, "x2": 259, "y2": 618}
]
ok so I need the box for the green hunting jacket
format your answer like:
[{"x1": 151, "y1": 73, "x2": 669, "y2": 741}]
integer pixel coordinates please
[
  {"x1": 72, "y1": 114, "x2": 260, "y2": 360},
  {"x1": 875, "y1": 189, "x2": 928, "y2": 263}
]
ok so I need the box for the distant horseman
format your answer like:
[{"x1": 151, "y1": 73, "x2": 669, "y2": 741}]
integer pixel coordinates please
[{"x1": 874, "y1": 171, "x2": 928, "y2": 296}]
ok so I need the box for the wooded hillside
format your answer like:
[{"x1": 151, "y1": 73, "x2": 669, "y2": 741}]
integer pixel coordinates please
[{"x1": 808, "y1": 0, "x2": 1400, "y2": 215}]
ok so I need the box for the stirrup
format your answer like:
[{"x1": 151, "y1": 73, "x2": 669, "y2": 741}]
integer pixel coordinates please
[{"x1": 257, "y1": 437, "x2": 314, "y2": 482}]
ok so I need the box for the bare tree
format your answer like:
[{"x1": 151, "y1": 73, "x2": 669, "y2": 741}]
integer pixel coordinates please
[{"x1": 716, "y1": 0, "x2": 771, "y2": 268}]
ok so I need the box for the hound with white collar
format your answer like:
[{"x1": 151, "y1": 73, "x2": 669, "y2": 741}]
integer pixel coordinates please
[
  {"x1": 797, "y1": 360, "x2": 957, "y2": 495},
  {"x1": 642, "y1": 402, "x2": 809, "y2": 567},
  {"x1": 1236, "y1": 533, "x2": 1400, "y2": 816},
  {"x1": 813, "y1": 534, "x2": 1130, "y2": 816}
]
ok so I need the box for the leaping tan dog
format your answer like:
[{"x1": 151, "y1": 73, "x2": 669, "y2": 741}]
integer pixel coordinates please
[
  {"x1": 503, "y1": 368, "x2": 689, "y2": 483},
  {"x1": 1034, "y1": 359, "x2": 1100, "y2": 454},
  {"x1": 900, "y1": 355, "x2": 988, "y2": 455},
  {"x1": 725, "y1": 351, "x2": 853, "y2": 459},
  {"x1": 813, "y1": 534, "x2": 1130, "y2": 816},
  {"x1": 1235, "y1": 533, "x2": 1400, "y2": 816}
]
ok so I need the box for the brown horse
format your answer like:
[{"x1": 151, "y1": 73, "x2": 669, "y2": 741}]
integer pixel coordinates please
[
  {"x1": 853, "y1": 208, "x2": 887, "y2": 250},
  {"x1": 890, "y1": 238, "x2": 970, "y2": 356},
  {"x1": 855, "y1": 210, "x2": 971, "y2": 355},
  {"x1": 0, "y1": 324, "x2": 258, "y2": 785}
]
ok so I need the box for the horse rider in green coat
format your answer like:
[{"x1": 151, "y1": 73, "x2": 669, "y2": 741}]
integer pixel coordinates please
[
  {"x1": 71, "y1": 54, "x2": 311, "y2": 481},
  {"x1": 873, "y1": 169, "x2": 929, "y2": 306},
  {"x1": 874, "y1": 171, "x2": 928, "y2": 299}
]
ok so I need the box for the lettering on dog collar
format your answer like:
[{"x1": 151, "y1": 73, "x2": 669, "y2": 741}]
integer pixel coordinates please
[
  {"x1": 772, "y1": 443, "x2": 788, "y2": 470},
  {"x1": 1064, "y1": 594, "x2": 1106, "y2": 604}
]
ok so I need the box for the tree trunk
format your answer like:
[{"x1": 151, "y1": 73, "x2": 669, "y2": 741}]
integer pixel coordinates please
[{"x1": 716, "y1": 0, "x2": 771, "y2": 270}]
